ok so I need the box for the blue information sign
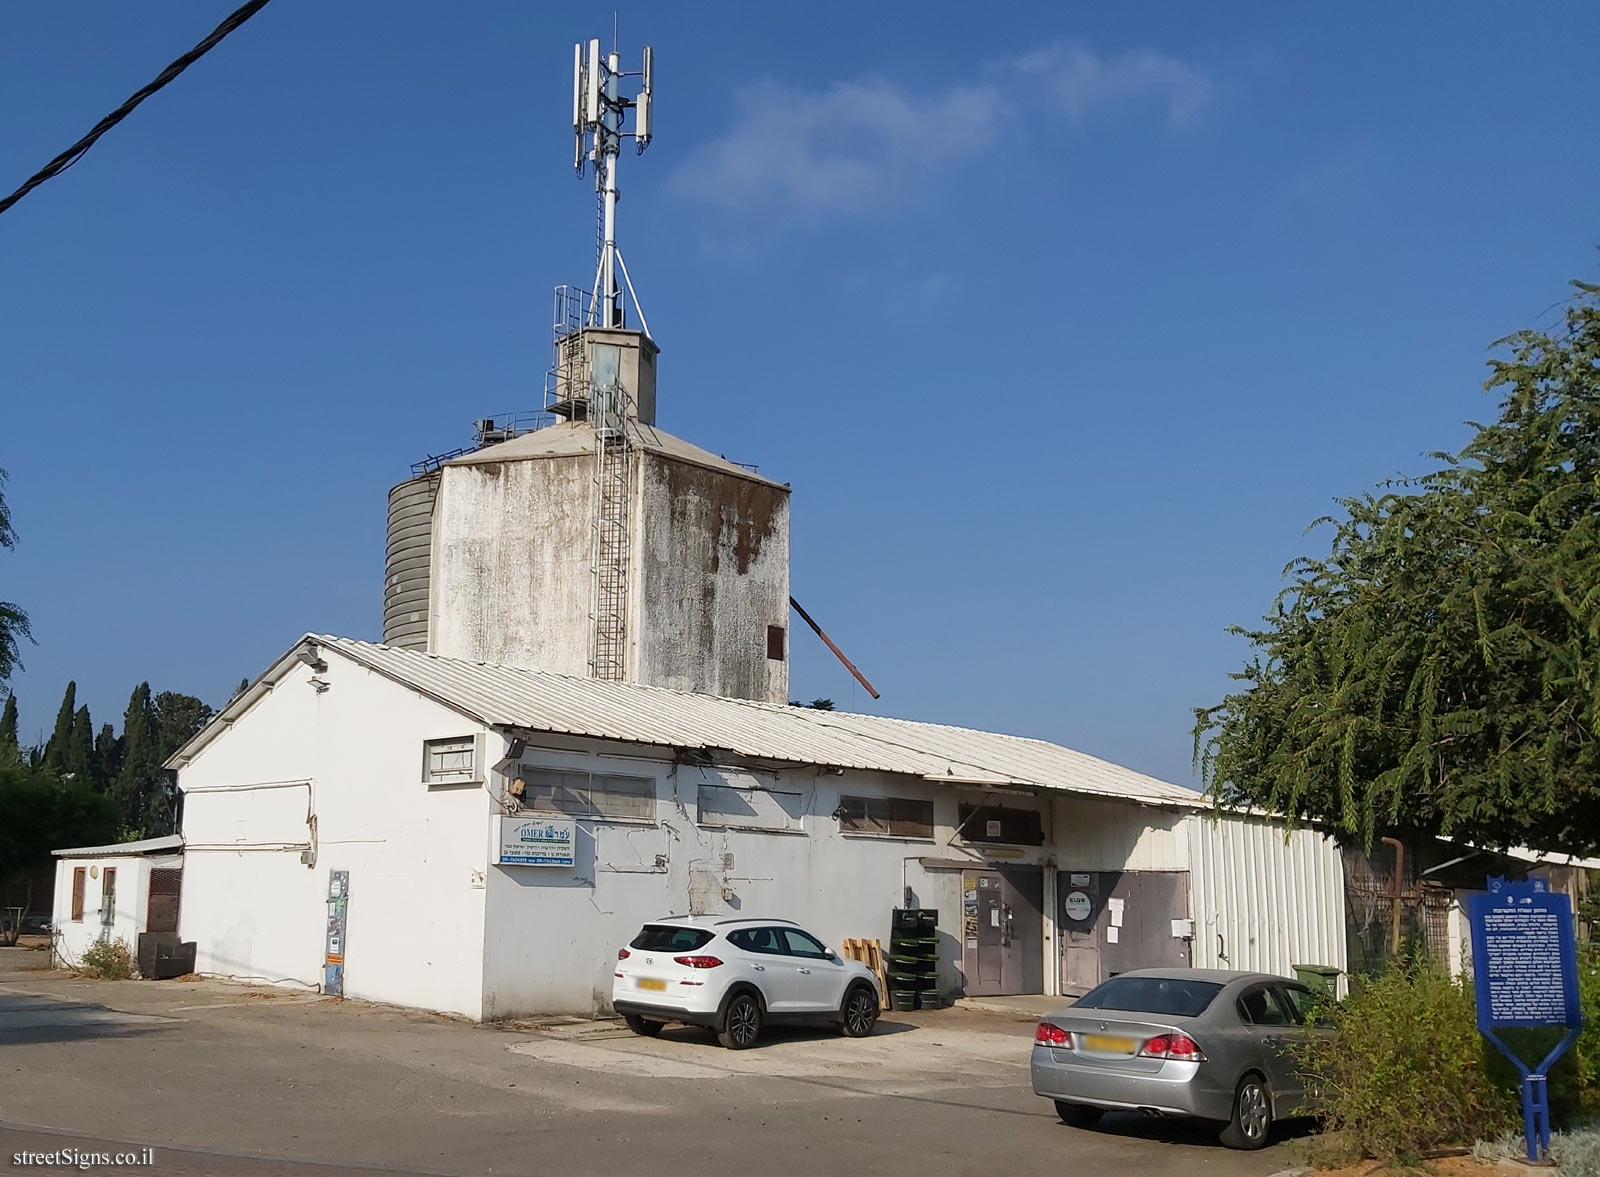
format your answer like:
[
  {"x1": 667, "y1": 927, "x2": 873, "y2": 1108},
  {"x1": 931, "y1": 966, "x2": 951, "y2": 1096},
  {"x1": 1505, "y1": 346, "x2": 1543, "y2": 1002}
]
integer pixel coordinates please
[
  {"x1": 1467, "y1": 877, "x2": 1580, "y2": 1031},
  {"x1": 1466, "y1": 877, "x2": 1582, "y2": 1162}
]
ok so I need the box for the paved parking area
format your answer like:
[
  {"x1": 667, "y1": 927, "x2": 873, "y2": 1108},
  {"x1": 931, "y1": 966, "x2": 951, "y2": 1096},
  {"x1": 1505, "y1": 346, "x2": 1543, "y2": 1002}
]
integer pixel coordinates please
[{"x1": 1, "y1": 968, "x2": 1303, "y2": 1176}]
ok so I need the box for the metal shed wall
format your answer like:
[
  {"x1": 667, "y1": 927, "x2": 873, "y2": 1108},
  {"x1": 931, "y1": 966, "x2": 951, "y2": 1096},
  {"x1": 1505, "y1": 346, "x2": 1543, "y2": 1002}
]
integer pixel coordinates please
[{"x1": 1187, "y1": 814, "x2": 1347, "y2": 980}]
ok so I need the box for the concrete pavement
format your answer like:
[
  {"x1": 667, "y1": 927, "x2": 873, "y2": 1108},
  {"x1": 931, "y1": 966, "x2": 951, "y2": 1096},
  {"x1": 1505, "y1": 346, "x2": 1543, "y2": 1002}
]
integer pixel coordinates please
[{"x1": 1, "y1": 968, "x2": 1303, "y2": 1176}]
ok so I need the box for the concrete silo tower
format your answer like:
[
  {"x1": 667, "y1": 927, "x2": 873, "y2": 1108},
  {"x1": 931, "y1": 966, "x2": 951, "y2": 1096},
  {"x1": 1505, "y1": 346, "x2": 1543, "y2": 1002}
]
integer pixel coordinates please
[{"x1": 382, "y1": 38, "x2": 791, "y2": 704}]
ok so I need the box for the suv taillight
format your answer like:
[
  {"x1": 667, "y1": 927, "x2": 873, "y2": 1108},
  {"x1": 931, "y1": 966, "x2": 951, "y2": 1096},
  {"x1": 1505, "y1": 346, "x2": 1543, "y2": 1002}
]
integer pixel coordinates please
[
  {"x1": 674, "y1": 955, "x2": 723, "y2": 969},
  {"x1": 1139, "y1": 1032, "x2": 1205, "y2": 1062},
  {"x1": 617, "y1": 948, "x2": 630, "y2": 960},
  {"x1": 1035, "y1": 1022, "x2": 1072, "y2": 1048}
]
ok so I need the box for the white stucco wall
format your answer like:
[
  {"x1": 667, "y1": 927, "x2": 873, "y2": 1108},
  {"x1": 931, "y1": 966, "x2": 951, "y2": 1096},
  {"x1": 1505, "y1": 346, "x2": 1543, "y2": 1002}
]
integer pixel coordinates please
[
  {"x1": 480, "y1": 744, "x2": 1068, "y2": 1016},
  {"x1": 427, "y1": 448, "x2": 791, "y2": 706},
  {"x1": 51, "y1": 853, "x2": 176, "y2": 969},
  {"x1": 428, "y1": 454, "x2": 594, "y2": 675},
  {"x1": 632, "y1": 453, "x2": 790, "y2": 704},
  {"x1": 176, "y1": 655, "x2": 494, "y2": 1018}
]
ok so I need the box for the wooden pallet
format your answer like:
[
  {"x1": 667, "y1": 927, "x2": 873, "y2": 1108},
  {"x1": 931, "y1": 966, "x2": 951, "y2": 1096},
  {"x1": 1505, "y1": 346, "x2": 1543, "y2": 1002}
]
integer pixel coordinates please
[{"x1": 841, "y1": 937, "x2": 891, "y2": 1009}]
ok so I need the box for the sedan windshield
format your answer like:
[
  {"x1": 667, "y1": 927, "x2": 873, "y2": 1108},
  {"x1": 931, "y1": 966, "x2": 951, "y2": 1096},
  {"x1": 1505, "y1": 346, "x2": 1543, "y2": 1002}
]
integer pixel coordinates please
[{"x1": 1072, "y1": 976, "x2": 1223, "y2": 1018}]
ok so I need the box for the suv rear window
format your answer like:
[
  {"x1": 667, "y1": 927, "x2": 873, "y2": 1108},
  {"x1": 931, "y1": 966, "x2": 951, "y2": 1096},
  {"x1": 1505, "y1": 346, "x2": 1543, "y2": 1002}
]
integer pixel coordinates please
[
  {"x1": 630, "y1": 925, "x2": 714, "y2": 952},
  {"x1": 1073, "y1": 976, "x2": 1223, "y2": 1018}
]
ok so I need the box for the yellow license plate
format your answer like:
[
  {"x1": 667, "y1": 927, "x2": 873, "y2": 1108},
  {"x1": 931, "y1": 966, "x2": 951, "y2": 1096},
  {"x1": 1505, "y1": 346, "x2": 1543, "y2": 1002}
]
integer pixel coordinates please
[
  {"x1": 637, "y1": 977, "x2": 667, "y2": 992},
  {"x1": 1081, "y1": 1034, "x2": 1137, "y2": 1055}
]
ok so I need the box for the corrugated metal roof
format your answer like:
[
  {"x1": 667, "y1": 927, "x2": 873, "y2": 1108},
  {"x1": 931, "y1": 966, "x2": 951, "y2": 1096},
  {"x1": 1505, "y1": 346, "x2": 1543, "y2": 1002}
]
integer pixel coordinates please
[
  {"x1": 52, "y1": 834, "x2": 184, "y2": 858},
  {"x1": 312, "y1": 636, "x2": 1203, "y2": 808}
]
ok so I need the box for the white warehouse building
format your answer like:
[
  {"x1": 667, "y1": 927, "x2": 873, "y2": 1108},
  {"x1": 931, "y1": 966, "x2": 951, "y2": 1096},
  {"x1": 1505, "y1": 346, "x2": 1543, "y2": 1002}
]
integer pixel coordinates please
[{"x1": 166, "y1": 634, "x2": 1347, "y2": 1020}]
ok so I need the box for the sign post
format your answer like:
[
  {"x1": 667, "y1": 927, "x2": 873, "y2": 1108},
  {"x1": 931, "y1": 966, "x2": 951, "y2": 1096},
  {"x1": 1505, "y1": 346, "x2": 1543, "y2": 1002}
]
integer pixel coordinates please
[{"x1": 1466, "y1": 876, "x2": 1582, "y2": 1163}]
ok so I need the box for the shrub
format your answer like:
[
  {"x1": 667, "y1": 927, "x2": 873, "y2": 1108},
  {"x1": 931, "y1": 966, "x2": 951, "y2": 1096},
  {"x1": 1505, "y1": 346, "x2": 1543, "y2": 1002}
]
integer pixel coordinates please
[
  {"x1": 1475, "y1": 1125, "x2": 1600, "y2": 1177},
  {"x1": 1485, "y1": 948, "x2": 1600, "y2": 1128},
  {"x1": 1295, "y1": 961, "x2": 1513, "y2": 1163},
  {"x1": 79, "y1": 938, "x2": 136, "y2": 980}
]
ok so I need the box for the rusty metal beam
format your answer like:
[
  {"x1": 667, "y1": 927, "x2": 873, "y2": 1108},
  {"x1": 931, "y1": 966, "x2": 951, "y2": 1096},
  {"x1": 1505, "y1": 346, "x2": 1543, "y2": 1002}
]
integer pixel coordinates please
[{"x1": 789, "y1": 596, "x2": 880, "y2": 700}]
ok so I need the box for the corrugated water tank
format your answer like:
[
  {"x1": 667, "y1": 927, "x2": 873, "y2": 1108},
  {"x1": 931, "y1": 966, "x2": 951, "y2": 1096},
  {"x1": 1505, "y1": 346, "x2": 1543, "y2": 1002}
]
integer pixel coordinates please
[{"x1": 383, "y1": 473, "x2": 438, "y2": 650}]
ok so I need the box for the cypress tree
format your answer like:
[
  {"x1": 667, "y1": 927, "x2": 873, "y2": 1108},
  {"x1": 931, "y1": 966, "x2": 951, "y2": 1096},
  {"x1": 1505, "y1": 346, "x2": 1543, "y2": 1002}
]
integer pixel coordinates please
[
  {"x1": 63, "y1": 704, "x2": 94, "y2": 782},
  {"x1": 92, "y1": 723, "x2": 122, "y2": 793},
  {"x1": 113, "y1": 684, "x2": 163, "y2": 835},
  {"x1": 154, "y1": 692, "x2": 213, "y2": 760},
  {"x1": 42, "y1": 681, "x2": 76, "y2": 774},
  {"x1": 0, "y1": 694, "x2": 18, "y2": 765}
]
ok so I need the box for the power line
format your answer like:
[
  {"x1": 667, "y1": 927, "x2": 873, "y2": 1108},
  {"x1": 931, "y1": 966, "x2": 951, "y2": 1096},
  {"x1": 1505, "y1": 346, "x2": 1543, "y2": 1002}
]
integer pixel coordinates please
[{"x1": 0, "y1": 0, "x2": 275, "y2": 220}]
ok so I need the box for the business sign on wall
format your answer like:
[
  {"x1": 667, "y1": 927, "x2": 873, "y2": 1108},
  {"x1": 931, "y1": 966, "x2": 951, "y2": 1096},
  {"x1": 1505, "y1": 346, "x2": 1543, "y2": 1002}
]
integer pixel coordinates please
[{"x1": 496, "y1": 816, "x2": 576, "y2": 867}]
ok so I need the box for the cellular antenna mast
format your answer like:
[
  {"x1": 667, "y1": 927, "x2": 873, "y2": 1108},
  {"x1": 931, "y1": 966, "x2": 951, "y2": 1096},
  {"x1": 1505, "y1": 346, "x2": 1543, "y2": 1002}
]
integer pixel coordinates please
[{"x1": 572, "y1": 37, "x2": 654, "y2": 333}]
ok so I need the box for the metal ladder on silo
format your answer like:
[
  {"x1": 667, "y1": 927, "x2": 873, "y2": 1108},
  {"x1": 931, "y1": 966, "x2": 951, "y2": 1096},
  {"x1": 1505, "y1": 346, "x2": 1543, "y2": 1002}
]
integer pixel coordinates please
[{"x1": 590, "y1": 378, "x2": 631, "y2": 681}]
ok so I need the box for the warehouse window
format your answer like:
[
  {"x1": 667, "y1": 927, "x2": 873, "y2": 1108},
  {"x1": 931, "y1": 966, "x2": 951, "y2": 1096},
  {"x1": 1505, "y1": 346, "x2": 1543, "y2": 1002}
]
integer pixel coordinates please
[
  {"x1": 837, "y1": 795, "x2": 934, "y2": 839},
  {"x1": 422, "y1": 735, "x2": 480, "y2": 785},
  {"x1": 698, "y1": 774, "x2": 804, "y2": 832},
  {"x1": 956, "y1": 804, "x2": 1044, "y2": 846},
  {"x1": 519, "y1": 767, "x2": 655, "y2": 821}
]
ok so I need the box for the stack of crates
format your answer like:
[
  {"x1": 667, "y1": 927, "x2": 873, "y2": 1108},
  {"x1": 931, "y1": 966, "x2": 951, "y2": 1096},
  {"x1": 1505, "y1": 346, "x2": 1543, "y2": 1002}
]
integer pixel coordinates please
[{"x1": 887, "y1": 908, "x2": 940, "y2": 1010}]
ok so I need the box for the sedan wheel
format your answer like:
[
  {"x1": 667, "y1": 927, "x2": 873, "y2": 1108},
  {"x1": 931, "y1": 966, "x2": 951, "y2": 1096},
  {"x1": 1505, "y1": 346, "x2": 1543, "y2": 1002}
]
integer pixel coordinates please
[
  {"x1": 1219, "y1": 1075, "x2": 1273, "y2": 1150},
  {"x1": 718, "y1": 993, "x2": 763, "y2": 1050},
  {"x1": 841, "y1": 987, "x2": 879, "y2": 1038}
]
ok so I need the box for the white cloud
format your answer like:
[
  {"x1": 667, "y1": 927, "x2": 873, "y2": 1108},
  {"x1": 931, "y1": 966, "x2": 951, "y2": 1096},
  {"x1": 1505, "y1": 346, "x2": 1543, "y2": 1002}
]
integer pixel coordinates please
[
  {"x1": 670, "y1": 76, "x2": 1008, "y2": 216},
  {"x1": 1017, "y1": 44, "x2": 1213, "y2": 128},
  {"x1": 672, "y1": 42, "x2": 1212, "y2": 220}
]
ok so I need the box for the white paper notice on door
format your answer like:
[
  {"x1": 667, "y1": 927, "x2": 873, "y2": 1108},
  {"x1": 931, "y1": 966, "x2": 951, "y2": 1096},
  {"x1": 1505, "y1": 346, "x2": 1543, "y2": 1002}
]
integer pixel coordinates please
[
  {"x1": 1109, "y1": 908, "x2": 1123, "y2": 928},
  {"x1": 1105, "y1": 926, "x2": 1119, "y2": 944},
  {"x1": 990, "y1": 908, "x2": 1000, "y2": 927}
]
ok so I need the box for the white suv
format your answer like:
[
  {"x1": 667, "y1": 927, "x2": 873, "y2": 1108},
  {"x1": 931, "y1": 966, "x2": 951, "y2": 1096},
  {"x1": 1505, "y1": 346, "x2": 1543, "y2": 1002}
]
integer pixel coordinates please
[{"x1": 611, "y1": 916, "x2": 882, "y2": 1049}]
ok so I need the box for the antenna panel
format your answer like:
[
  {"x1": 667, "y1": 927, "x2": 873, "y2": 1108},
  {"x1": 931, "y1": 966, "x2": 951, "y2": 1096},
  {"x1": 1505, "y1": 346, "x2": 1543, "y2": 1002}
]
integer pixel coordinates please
[
  {"x1": 636, "y1": 90, "x2": 652, "y2": 148},
  {"x1": 571, "y1": 43, "x2": 584, "y2": 131},
  {"x1": 642, "y1": 45, "x2": 654, "y2": 94},
  {"x1": 585, "y1": 40, "x2": 603, "y2": 126}
]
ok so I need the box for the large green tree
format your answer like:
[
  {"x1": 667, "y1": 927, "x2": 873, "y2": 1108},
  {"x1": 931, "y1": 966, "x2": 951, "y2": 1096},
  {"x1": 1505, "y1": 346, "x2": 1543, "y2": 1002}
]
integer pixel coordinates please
[
  {"x1": 154, "y1": 691, "x2": 213, "y2": 760},
  {"x1": 92, "y1": 722, "x2": 121, "y2": 792},
  {"x1": 0, "y1": 694, "x2": 18, "y2": 766},
  {"x1": 62, "y1": 704, "x2": 94, "y2": 783},
  {"x1": 0, "y1": 467, "x2": 30, "y2": 688},
  {"x1": 0, "y1": 763, "x2": 121, "y2": 906},
  {"x1": 113, "y1": 683, "x2": 166, "y2": 835},
  {"x1": 41, "y1": 681, "x2": 75, "y2": 775},
  {"x1": 1195, "y1": 281, "x2": 1600, "y2": 855}
]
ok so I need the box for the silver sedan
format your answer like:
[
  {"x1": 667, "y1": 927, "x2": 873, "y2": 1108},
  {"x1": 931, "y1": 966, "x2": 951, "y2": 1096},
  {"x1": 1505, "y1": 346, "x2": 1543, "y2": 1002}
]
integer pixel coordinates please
[{"x1": 1030, "y1": 968, "x2": 1325, "y2": 1150}]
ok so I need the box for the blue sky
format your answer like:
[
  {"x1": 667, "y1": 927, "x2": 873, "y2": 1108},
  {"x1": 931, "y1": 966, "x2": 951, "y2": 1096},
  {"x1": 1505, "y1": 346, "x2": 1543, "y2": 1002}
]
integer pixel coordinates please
[{"x1": 1, "y1": 2, "x2": 1595, "y2": 786}]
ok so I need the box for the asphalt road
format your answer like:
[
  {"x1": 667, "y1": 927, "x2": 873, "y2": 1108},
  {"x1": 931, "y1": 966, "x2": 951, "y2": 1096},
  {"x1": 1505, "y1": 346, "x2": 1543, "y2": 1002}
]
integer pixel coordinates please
[{"x1": 0, "y1": 955, "x2": 1302, "y2": 1177}]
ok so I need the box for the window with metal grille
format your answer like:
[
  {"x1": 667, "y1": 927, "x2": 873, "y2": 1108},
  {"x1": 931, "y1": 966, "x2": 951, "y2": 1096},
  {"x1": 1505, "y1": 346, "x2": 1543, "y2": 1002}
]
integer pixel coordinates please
[
  {"x1": 519, "y1": 766, "x2": 654, "y2": 821},
  {"x1": 957, "y1": 803, "x2": 1044, "y2": 846},
  {"x1": 422, "y1": 735, "x2": 479, "y2": 785},
  {"x1": 836, "y1": 795, "x2": 934, "y2": 839}
]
